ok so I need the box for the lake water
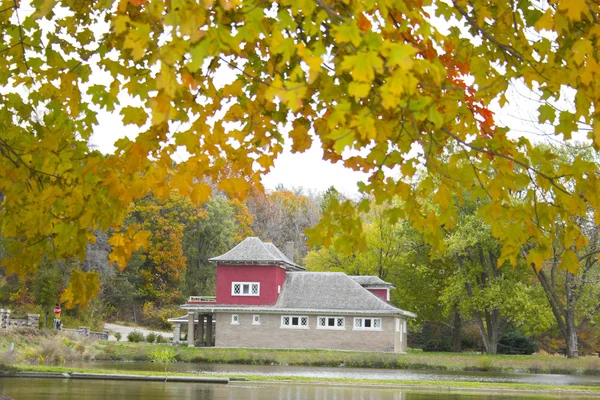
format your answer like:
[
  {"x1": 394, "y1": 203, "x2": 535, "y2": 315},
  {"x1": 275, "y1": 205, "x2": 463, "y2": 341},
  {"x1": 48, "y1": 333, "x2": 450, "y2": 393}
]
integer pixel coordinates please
[
  {"x1": 0, "y1": 378, "x2": 594, "y2": 399},
  {"x1": 66, "y1": 361, "x2": 600, "y2": 387}
]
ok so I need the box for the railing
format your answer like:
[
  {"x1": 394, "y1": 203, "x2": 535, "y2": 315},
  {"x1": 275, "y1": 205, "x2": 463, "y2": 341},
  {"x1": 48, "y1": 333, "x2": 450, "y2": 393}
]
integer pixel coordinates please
[{"x1": 188, "y1": 296, "x2": 216, "y2": 303}]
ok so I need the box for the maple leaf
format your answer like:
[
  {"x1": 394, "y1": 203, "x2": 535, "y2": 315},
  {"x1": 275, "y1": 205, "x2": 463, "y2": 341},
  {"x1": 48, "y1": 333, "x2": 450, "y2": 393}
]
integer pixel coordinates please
[
  {"x1": 341, "y1": 52, "x2": 383, "y2": 83},
  {"x1": 60, "y1": 270, "x2": 101, "y2": 309},
  {"x1": 558, "y1": 0, "x2": 589, "y2": 21},
  {"x1": 121, "y1": 106, "x2": 148, "y2": 127}
]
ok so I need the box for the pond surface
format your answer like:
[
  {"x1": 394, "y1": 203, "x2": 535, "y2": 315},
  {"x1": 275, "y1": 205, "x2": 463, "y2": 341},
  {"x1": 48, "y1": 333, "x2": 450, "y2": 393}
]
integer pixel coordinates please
[
  {"x1": 66, "y1": 361, "x2": 600, "y2": 387},
  {"x1": 0, "y1": 378, "x2": 594, "y2": 400}
]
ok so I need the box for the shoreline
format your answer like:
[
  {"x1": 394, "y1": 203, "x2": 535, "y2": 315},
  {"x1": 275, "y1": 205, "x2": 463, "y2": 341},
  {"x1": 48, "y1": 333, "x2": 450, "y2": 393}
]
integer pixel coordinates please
[{"x1": 4, "y1": 364, "x2": 600, "y2": 397}]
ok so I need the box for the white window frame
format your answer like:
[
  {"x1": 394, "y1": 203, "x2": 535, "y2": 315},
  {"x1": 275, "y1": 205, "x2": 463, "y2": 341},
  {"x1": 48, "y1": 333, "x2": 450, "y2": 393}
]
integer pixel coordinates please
[
  {"x1": 252, "y1": 314, "x2": 260, "y2": 325},
  {"x1": 231, "y1": 282, "x2": 260, "y2": 297},
  {"x1": 231, "y1": 314, "x2": 239, "y2": 325},
  {"x1": 280, "y1": 315, "x2": 309, "y2": 329},
  {"x1": 353, "y1": 317, "x2": 383, "y2": 331},
  {"x1": 316, "y1": 316, "x2": 345, "y2": 330}
]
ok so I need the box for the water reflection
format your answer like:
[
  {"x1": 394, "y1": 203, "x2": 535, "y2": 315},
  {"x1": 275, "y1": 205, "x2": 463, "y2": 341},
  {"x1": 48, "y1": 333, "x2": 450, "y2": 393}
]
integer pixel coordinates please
[{"x1": 0, "y1": 379, "x2": 590, "y2": 400}]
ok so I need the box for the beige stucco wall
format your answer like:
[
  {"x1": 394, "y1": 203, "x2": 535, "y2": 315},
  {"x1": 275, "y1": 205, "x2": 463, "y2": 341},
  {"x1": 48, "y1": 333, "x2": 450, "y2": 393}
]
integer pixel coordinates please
[{"x1": 215, "y1": 312, "x2": 407, "y2": 353}]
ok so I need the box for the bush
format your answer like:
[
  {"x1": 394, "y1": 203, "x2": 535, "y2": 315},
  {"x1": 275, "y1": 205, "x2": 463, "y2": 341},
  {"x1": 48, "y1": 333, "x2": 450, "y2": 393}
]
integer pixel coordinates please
[
  {"x1": 155, "y1": 334, "x2": 167, "y2": 344},
  {"x1": 127, "y1": 330, "x2": 144, "y2": 343},
  {"x1": 420, "y1": 321, "x2": 453, "y2": 352},
  {"x1": 140, "y1": 302, "x2": 180, "y2": 330},
  {"x1": 146, "y1": 333, "x2": 156, "y2": 343},
  {"x1": 498, "y1": 330, "x2": 537, "y2": 355},
  {"x1": 114, "y1": 332, "x2": 122, "y2": 342}
]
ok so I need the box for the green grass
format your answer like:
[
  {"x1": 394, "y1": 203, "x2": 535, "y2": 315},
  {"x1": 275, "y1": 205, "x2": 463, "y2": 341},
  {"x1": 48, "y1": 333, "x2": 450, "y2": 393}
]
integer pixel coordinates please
[
  {"x1": 7, "y1": 364, "x2": 600, "y2": 396},
  {"x1": 2, "y1": 328, "x2": 600, "y2": 377}
]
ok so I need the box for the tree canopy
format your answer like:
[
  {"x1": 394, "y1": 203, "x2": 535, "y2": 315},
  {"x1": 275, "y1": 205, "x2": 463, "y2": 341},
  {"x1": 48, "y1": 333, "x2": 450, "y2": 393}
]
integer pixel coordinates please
[{"x1": 1, "y1": 0, "x2": 600, "y2": 304}]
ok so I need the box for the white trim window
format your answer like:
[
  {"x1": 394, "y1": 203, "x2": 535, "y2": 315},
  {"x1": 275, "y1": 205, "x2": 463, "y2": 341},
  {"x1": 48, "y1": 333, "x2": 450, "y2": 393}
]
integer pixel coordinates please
[
  {"x1": 252, "y1": 314, "x2": 260, "y2": 325},
  {"x1": 317, "y1": 316, "x2": 345, "y2": 330},
  {"x1": 231, "y1": 314, "x2": 239, "y2": 325},
  {"x1": 281, "y1": 315, "x2": 309, "y2": 329},
  {"x1": 231, "y1": 282, "x2": 260, "y2": 296},
  {"x1": 353, "y1": 317, "x2": 382, "y2": 330}
]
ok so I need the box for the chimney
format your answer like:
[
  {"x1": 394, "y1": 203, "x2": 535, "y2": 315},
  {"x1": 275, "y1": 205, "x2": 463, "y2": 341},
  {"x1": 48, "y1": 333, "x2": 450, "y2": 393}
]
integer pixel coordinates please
[{"x1": 284, "y1": 241, "x2": 295, "y2": 263}]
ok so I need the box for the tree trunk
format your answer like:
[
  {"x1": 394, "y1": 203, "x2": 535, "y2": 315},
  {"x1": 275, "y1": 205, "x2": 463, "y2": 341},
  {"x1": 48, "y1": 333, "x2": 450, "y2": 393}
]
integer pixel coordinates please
[
  {"x1": 452, "y1": 310, "x2": 462, "y2": 352},
  {"x1": 566, "y1": 314, "x2": 579, "y2": 358},
  {"x1": 473, "y1": 309, "x2": 490, "y2": 353},
  {"x1": 565, "y1": 272, "x2": 579, "y2": 358},
  {"x1": 486, "y1": 309, "x2": 499, "y2": 355}
]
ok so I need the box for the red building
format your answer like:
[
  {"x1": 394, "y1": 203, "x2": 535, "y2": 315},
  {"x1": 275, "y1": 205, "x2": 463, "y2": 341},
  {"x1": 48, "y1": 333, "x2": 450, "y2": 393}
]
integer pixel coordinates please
[{"x1": 170, "y1": 237, "x2": 415, "y2": 353}]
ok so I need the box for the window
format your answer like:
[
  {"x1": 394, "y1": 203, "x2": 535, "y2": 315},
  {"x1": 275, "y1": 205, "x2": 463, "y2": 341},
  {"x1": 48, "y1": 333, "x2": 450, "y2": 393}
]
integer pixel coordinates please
[
  {"x1": 231, "y1": 314, "x2": 239, "y2": 325},
  {"x1": 317, "y1": 316, "x2": 345, "y2": 330},
  {"x1": 232, "y1": 282, "x2": 260, "y2": 296},
  {"x1": 281, "y1": 315, "x2": 309, "y2": 328},
  {"x1": 252, "y1": 315, "x2": 260, "y2": 325},
  {"x1": 353, "y1": 317, "x2": 382, "y2": 330}
]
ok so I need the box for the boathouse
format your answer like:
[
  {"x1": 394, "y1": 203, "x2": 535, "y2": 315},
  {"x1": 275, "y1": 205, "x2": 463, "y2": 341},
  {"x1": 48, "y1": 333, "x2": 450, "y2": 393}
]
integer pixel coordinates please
[{"x1": 170, "y1": 237, "x2": 416, "y2": 352}]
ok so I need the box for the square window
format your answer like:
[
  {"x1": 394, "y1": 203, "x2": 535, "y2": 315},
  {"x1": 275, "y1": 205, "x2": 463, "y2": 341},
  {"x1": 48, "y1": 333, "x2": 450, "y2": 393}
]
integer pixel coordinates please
[
  {"x1": 365, "y1": 319, "x2": 372, "y2": 328},
  {"x1": 231, "y1": 314, "x2": 239, "y2": 325},
  {"x1": 251, "y1": 284, "x2": 259, "y2": 295},
  {"x1": 336, "y1": 318, "x2": 344, "y2": 327},
  {"x1": 292, "y1": 317, "x2": 299, "y2": 326},
  {"x1": 233, "y1": 283, "x2": 240, "y2": 295},
  {"x1": 283, "y1": 316, "x2": 290, "y2": 326},
  {"x1": 319, "y1": 317, "x2": 326, "y2": 327},
  {"x1": 374, "y1": 319, "x2": 381, "y2": 328},
  {"x1": 300, "y1": 317, "x2": 308, "y2": 326},
  {"x1": 355, "y1": 318, "x2": 362, "y2": 328},
  {"x1": 328, "y1": 317, "x2": 335, "y2": 327},
  {"x1": 242, "y1": 284, "x2": 250, "y2": 294}
]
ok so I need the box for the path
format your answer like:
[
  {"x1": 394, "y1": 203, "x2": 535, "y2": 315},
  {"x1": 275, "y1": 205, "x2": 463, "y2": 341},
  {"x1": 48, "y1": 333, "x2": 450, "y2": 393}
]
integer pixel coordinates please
[{"x1": 103, "y1": 323, "x2": 172, "y2": 342}]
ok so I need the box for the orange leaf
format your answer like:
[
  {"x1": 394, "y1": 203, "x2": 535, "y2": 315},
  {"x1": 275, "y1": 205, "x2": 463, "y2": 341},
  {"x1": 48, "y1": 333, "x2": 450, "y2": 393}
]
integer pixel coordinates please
[{"x1": 357, "y1": 13, "x2": 372, "y2": 31}]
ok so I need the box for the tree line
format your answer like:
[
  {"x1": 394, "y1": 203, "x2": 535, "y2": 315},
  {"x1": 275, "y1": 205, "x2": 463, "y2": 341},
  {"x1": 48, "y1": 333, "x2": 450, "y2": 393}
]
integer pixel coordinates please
[{"x1": 3, "y1": 149, "x2": 600, "y2": 358}]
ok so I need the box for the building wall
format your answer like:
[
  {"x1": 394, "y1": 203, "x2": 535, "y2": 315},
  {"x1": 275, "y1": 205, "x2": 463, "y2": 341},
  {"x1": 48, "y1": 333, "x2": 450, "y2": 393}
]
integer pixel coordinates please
[
  {"x1": 367, "y1": 288, "x2": 389, "y2": 303},
  {"x1": 215, "y1": 312, "x2": 403, "y2": 352},
  {"x1": 216, "y1": 264, "x2": 286, "y2": 305}
]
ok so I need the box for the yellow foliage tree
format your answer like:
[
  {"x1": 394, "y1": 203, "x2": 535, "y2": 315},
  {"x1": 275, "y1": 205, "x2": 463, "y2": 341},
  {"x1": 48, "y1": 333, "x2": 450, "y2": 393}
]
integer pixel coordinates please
[{"x1": 1, "y1": 0, "x2": 599, "y2": 305}]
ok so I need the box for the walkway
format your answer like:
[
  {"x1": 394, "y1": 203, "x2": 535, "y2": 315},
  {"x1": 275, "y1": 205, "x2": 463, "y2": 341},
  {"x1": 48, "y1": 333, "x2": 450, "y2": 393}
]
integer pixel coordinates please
[{"x1": 103, "y1": 323, "x2": 173, "y2": 342}]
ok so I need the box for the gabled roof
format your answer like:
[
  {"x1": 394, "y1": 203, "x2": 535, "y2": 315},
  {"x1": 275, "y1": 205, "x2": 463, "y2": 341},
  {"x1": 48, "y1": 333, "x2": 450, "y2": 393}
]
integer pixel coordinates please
[
  {"x1": 275, "y1": 272, "x2": 407, "y2": 314},
  {"x1": 208, "y1": 237, "x2": 304, "y2": 270},
  {"x1": 350, "y1": 275, "x2": 396, "y2": 289}
]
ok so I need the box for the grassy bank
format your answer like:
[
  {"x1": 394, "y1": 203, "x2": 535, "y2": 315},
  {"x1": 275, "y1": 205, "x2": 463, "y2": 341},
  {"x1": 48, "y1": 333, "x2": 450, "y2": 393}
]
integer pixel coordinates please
[
  {"x1": 2, "y1": 327, "x2": 600, "y2": 376},
  {"x1": 5, "y1": 364, "x2": 600, "y2": 397}
]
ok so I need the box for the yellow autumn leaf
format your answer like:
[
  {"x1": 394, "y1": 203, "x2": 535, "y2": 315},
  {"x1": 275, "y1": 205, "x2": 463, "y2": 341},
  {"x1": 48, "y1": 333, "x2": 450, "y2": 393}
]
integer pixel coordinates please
[
  {"x1": 190, "y1": 182, "x2": 212, "y2": 204},
  {"x1": 60, "y1": 270, "x2": 101, "y2": 309}
]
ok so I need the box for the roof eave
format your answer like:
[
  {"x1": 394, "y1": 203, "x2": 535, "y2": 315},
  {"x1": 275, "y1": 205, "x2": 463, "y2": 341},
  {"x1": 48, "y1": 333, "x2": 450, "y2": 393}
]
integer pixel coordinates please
[{"x1": 181, "y1": 304, "x2": 415, "y2": 317}]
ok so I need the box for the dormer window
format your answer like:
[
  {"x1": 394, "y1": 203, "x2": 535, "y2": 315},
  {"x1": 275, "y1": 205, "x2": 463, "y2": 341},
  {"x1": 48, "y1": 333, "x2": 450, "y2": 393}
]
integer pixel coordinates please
[{"x1": 232, "y1": 282, "x2": 260, "y2": 296}]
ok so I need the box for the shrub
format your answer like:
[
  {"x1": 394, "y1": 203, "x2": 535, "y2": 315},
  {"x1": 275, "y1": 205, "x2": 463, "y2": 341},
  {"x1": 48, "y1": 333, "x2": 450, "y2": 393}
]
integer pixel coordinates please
[
  {"x1": 141, "y1": 302, "x2": 180, "y2": 330},
  {"x1": 420, "y1": 321, "x2": 453, "y2": 352},
  {"x1": 146, "y1": 333, "x2": 156, "y2": 343},
  {"x1": 114, "y1": 332, "x2": 122, "y2": 342},
  {"x1": 127, "y1": 330, "x2": 144, "y2": 343},
  {"x1": 498, "y1": 330, "x2": 537, "y2": 355},
  {"x1": 150, "y1": 346, "x2": 178, "y2": 378},
  {"x1": 155, "y1": 334, "x2": 167, "y2": 344}
]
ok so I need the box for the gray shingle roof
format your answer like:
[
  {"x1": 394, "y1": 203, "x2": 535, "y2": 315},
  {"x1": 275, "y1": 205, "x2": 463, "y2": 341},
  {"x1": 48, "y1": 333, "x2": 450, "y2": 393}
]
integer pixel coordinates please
[
  {"x1": 350, "y1": 275, "x2": 395, "y2": 289},
  {"x1": 275, "y1": 272, "x2": 400, "y2": 312},
  {"x1": 208, "y1": 237, "x2": 304, "y2": 270}
]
